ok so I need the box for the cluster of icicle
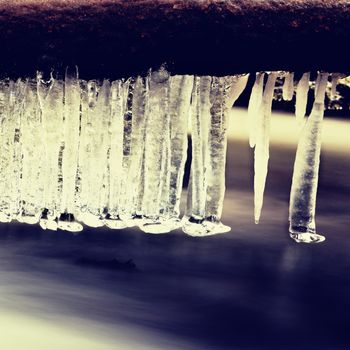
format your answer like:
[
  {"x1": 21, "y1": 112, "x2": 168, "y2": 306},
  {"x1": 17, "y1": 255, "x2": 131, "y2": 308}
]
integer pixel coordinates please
[
  {"x1": 249, "y1": 71, "x2": 336, "y2": 243},
  {"x1": 0, "y1": 68, "x2": 339, "y2": 241}
]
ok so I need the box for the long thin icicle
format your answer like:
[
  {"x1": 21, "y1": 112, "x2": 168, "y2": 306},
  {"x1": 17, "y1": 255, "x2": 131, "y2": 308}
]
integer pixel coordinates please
[
  {"x1": 254, "y1": 72, "x2": 277, "y2": 224},
  {"x1": 11, "y1": 81, "x2": 25, "y2": 221},
  {"x1": 282, "y1": 72, "x2": 294, "y2": 101},
  {"x1": 227, "y1": 74, "x2": 249, "y2": 107},
  {"x1": 295, "y1": 72, "x2": 310, "y2": 124},
  {"x1": 248, "y1": 72, "x2": 265, "y2": 148},
  {"x1": 0, "y1": 81, "x2": 14, "y2": 222},
  {"x1": 79, "y1": 80, "x2": 111, "y2": 227},
  {"x1": 289, "y1": 72, "x2": 329, "y2": 243},
  {"x1": 38, "y1": 74, "x2": 64, "y2": 230},
  {"x1": 182, "y1": 76, "x2": 211, "y2": 236},
  {"x1": 330, "y1": 73, "x2": 340, "y2": 100},
  {"x1": 58, "y1": 68, "x2": 83, "y2": 232},
  {"x1": 203, "y1": 76, "x2": 231, "y2": 234},
  {"x1": 123, "y1": 76, "x2": 148, "y2": 226},
  {"x1": 105, "y1": 80, "x2": 128, "y2": 229},
  {"x1": 119, "y1": 78, "x2": 135, "y2": 221},
  {"x1": 184, "y1": 75, "x2": 246, "y2": 236},
  {"x1": 141, "y1": 68, "x2": 170, "y2": 233},
  {"x1": 166, "y1": 75, "x2": 193, "y2": 228},
  {"x1": 18, "y1": 80, "x2": 43, "y2": 224}
]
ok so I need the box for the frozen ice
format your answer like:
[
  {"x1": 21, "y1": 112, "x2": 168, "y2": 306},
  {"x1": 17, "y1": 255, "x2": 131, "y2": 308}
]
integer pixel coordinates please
[
  {"x1": 253, "y1": 72, "x2": 277, "y2": 224},
  {"x1": 248, "y1": 72, "x2": 265, "y2": 148},
  {"x1": 289, "y1": 72, "x2": 329, "y2": 243},
  {"x1": 18, "y1": 80, "x2": 43, "y2": 225},
  {"x1": 104, "y1": 79, "x2": 128, "y2": 229},
  {"x1": 183, "y1": 75, "x2": 245, "y2": 237},
  {"x1": 140, "y1": 68, "x2": 171, "y2": 233},
  {"x1": 282, "y1": 72, "x2": 294, "y2": 101},
  {"x1": 0, "y1": 68, "x2": 338, "y2": 242},
  {"x1": 58, "y1": 67, "x2": 83, "y2": 232},
  {"x1": 295, "y1": 72, "x2": 310, "y2": 124},
  {"x1": 165, "y1": 75, "x2": 193, "y2": 229},
  {"x1": 183, "y1": 76, "x2": 210, "y2": 232},
  {"x1": 0, "y1": 80, "x2": 16, "y2": 223},
  {"x1": 38, "y1": 73, "x2": 64, "y2": 231},
  {"x1": 227, "y1": 74, "x2": 249, "y2": 107},
  {"x1": 330, "y1": 73, "x2": 340, "y2": 100}
]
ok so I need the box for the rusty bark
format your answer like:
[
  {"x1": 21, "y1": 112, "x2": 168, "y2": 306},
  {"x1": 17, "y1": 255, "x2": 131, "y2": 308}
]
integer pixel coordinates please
[{"x1": 0, "y1": 1, "x2": 349, "y2": 78}]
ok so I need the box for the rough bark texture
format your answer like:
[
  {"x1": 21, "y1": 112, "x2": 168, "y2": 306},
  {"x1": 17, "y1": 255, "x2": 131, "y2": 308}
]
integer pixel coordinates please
[{"x1": 0, "y1": 0, "x2": 349, "y2": 78}]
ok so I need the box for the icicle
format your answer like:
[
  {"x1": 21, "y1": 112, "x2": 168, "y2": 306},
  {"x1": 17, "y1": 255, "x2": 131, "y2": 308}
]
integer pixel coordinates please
[
  {"x1": 282, "y1": 72, "x2": 294, "y2": 101},
  {"x1": 295, "y1": 72, "x2": 310, "y2": 124},
  {"x1": 117, "y1": 78, "x2": 135, "y2": 222},
  {"x1": 104, "y1": 79, "x2": 128, "y2": 229},
  {"x1": 248, "y1": 72, "x2": 265, "y2": 148},
  {"x1": 289, "y1": 72, "x2": 329, "y2": 243},
  {"x1": 227, "y1": 74, "x2": 249, "y2": 107},
  {"x1": 0, "y1": 80, "x2": 15, "y2": 222},
  {"x1": 94, "y1": 80, "x2": 112, "y2": 225},
  {"x1": 202, "y1": 76, "x2": 232, "y2": 234},
  {"x1": 254, "y1": 72, "x2": 277, "y2": 224},
  {"x1": 58, "y1": 67, "x2": 83, "y2": 232},
  {"x1": 76, "y1": 80, "x2": 93, "y2": 225},
  {"x1": 163, "y1": 75, "x2": 193, "y2": 229},
  {"x1": 140, "y1": 68, "x2": 171, "y2": 234},
  {"x1": 314, "y1": 73, "x2": 321, "y2": 98},
  {"x1": 183, "y1": 76, "x2": 234, "y2": 236},
  {"x1": 182, "y1": 76, "x2": 210, "y2": 235},
  {"x1": 330, "y1": 73, "x2": 340, "y2": 100},
  {"x1": 158, "y1": 87, "x2": 172, "y2": 224},
  {"x1": 37, "y1": 73, "x2": 64, "y2": 230},
  {"x1": 10, "y1": 80, "x2": 25, "y2": 221},
  {"x1": 16, "y1": 79, "x2": 44, "y2": 224},
  {"x1": 78, "y1": 80, "x2": 111, "y2": 228},
  {"x1": 122, "y1": 76, "x2": 148, "y2": 227},
  {"x1": 0, "y1": 68, "x2": 339, "y2": 237}
]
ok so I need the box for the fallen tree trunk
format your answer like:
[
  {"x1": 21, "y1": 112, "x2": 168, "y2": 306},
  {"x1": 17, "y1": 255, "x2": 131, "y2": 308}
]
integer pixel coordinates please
[{"x1": 0, "y1": 0, "x2": 349, "y2": 78}]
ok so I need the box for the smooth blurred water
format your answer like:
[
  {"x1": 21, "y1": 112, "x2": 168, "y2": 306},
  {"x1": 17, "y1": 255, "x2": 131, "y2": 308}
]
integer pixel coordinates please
[{"x1": 0, "y1": 109, "x2": 349, "y2": 350}]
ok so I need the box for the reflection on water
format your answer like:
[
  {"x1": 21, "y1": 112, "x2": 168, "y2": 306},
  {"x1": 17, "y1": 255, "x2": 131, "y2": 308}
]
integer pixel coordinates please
[{"x1": 0, "y1": 109, "x2": 350, "y2": 349}]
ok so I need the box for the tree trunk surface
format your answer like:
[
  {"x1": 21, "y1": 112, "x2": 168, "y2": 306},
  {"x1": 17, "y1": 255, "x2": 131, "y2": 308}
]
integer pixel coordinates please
[{"x1": 0, "y1": 0, "x2": 349, "y2": 78}]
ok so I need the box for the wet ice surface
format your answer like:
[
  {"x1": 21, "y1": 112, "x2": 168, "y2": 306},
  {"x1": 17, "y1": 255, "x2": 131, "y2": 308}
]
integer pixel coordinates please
[
  {"x1": 289, "y1": 73, "x2": 328, "y2": 243},
  {"x1": 0, "y1": 71, "x2": 237, "y2": 236},
  {"x1": 0, "y1": 71, "x2": 343, "y2": 240},
  {"x1": 0, "y1": 108, "x2": 350, "y2": 350}
]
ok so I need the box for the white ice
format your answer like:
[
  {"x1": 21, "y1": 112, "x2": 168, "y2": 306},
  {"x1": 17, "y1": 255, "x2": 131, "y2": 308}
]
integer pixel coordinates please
[
  {"x1": 248, "y1": 72, "x2": 265, "y2": 148},
  {"x1": 295, "y1": 72, "x2": 310, "y2": 124},
  {"x1": 0, "y1": 69, "x2": 338, "y2": 240},
  {"x1": 253, "y1": 72, "x2": 277, "y2": 224},
  {"x1": 330, "y1": 73, "x2": 340, "y2": 100},
  {"x1": 289, "y1": 72, "x2": 329, "y2": 243},
  {"x1": 282, "y1": 72, "x2": 294, "y2": 101}
]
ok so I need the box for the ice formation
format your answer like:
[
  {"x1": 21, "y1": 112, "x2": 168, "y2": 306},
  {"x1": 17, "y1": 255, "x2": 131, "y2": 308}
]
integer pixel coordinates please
[
  {"x1": 289, "y1": 72, "x2": 329, "y2": 243},
  {"x1": 295, "y1": 72, "x2": 310, "y2": 124},
  {"x1": 282, "y1": 72, "x2": 294, "y2": 101},
  {"x1": 253, "y1": 72, "x2": 277, "y2": 224},
  {"x1": 248, "y1": 72, "x2": 264, "y2": 148},
  {"x1": 0, "y1": 69, "x2": 339, "y2": 243}
]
